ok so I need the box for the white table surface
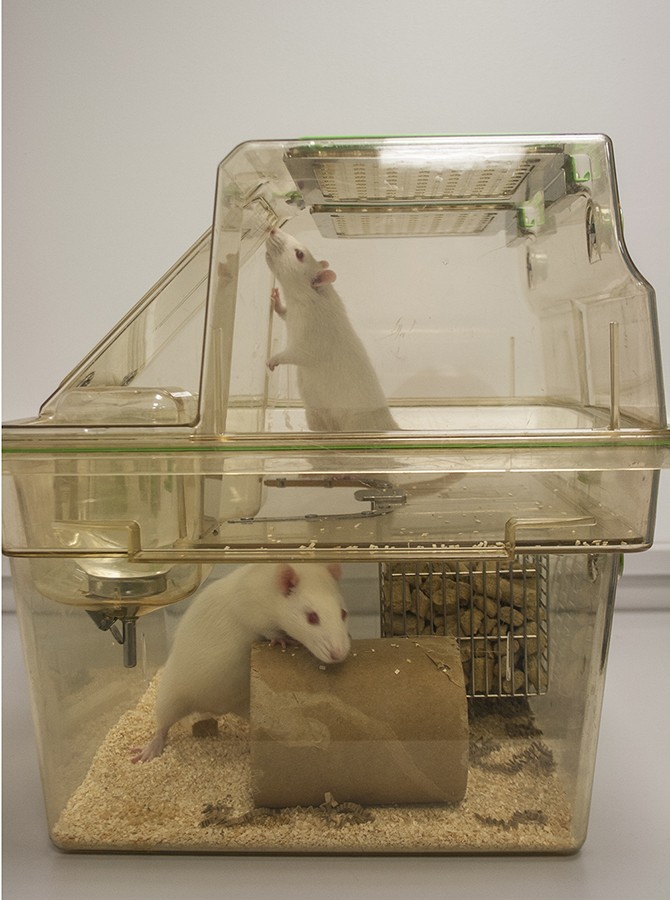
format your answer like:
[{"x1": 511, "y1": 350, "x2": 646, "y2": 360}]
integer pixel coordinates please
[{"x1": 3, "y1": 577, "x2": 669, "y2": 900}]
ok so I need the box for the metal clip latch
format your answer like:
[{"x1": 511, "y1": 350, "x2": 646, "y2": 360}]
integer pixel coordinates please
[
  {"x1": 353, "y1": 486, "x2": 407, "y2": 513},
  {"x1": 228, "y1": 477, "x2": 406, "y2": 525}
]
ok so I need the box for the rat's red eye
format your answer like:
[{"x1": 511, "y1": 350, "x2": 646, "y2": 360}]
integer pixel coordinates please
[
  {"x1": 306, "y1": 611, "x2": 320, "y2": 625},
  {"x1": 295, "y1": 249, "x2": 304, "y2": 261},
  {"x1": 341, "y1": 610, "x2": 348, "y2": 621}
]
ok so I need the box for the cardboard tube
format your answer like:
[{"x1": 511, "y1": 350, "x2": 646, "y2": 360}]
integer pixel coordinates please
[{"x1": 250, "y1": 636, "x2": 468, "y2": 807}]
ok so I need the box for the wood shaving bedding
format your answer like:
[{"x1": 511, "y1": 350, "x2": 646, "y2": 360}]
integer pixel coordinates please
[{"x1": 52, "y1": 676, "x2": 573, "y2": 853}]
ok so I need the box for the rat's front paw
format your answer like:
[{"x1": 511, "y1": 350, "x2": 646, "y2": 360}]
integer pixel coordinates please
[
  {"x1": 269, "y1": 634, "x2": 301, "y2": 650},
  {"x1": 267, "y1": 353, "x2": 283, "y2": 372},
  {"x1": 270, "y1": 288, "x2": 286, "y2": 317}
]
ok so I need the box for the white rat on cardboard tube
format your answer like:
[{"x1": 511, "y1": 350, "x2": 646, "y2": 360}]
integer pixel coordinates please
[
  {"x1": 265, "y1": 228, "x2": 399, "y2": 432},
  {"x1": 131, "y1": 562, "x2": 350, "y2": 762}
]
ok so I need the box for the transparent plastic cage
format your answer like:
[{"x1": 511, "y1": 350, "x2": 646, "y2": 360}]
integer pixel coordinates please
[{"x1": 2, "y1": 135, "x2": 669, "y2": 854}]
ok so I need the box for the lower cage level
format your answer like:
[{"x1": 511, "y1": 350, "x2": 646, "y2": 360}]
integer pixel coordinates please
[
  {"x1": 51, "y1": 681, "x2": 571, "y2": 852},
  {"x1": 13, "y1": 550, "x2": 618, "y2": 854}
]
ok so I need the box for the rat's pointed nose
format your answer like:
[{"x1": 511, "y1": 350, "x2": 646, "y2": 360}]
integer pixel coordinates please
[{"x1": 328, "y1": 639, "x2": 350, "y2": 663}]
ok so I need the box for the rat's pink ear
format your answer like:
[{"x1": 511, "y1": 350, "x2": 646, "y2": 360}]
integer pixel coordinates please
[
  {"x1": 326, "y1": 562, "x2": 342, "y2": 581},
  {"x1": 311, "y1": 267, "x2": 337, "y2": 288},
  {"x1": 277, "y1": 564, "x2": 299, "y2": 596},
  {"x1": 319, "y1": 259, "x2": 330, "y2": 268}
]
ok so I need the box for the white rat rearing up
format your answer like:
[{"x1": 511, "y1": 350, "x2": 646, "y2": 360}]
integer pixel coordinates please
[
  {"x1": 131, "y1": 563, "x2": 350, "y2": 763},
  {"x1": 265, "y1": 228, "x2": 398, "y2": 432}
]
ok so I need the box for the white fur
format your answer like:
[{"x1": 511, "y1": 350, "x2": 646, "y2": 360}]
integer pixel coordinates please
[
  {"x1": 265, "y1": 229, "x2": 398, "y2": 432},
  {"x1": 131, "y1": 563, "x2": 350, "y2": 762}
]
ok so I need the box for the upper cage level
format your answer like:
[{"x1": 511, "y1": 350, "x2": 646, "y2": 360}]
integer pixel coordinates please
[
  {"x1": 6, "y1": 134, "x2": 666, "y2": 443},
  {"x1": 3, "y1": 136, "x2": 669, "y2": 570}
]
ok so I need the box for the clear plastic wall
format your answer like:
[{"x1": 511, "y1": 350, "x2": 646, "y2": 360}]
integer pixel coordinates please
[
  {"x1": 26, "y1": 137, "x2": 667, "y2": 437},
  {"x1": 3, "y1": 135, "x2": 669, "y2": 854},
  {"x1": 10, "y1": 551, "x2": 618, "y2": 853}
]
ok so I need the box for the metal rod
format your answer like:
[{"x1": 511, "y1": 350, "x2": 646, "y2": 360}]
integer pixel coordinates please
[
  {"x1": 609, "y1": 320, "x2": 621, "y2": 430},
  {"x1": 122, "y1": 618, "x2": 137, "y2": 668}
]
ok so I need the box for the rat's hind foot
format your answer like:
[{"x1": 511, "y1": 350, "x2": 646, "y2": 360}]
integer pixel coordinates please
[{"x1": 130, "y1": 728, "x2": 168, "y2": 763}]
